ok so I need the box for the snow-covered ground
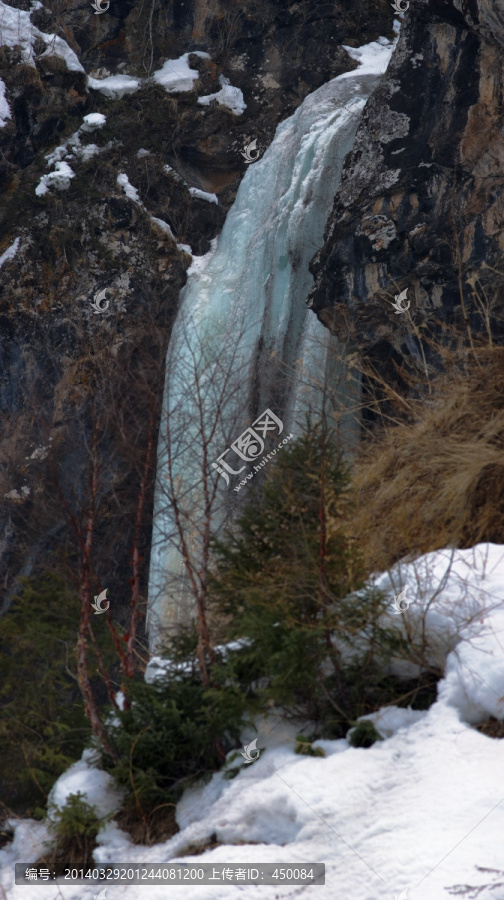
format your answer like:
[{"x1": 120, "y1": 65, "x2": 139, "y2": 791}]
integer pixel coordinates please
[{"x1": 2, "y1": 543, "x2": 504, "y2": 900}]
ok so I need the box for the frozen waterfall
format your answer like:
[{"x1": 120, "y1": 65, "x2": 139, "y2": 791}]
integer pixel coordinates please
[{"x1": 147, "y1": 38, "x2": 396, "y2": 648}]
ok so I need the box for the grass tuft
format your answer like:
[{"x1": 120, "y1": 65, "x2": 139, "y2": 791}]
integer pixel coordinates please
[{"x1": 348, "y1": 346, "x2": 504, "y2": 574}]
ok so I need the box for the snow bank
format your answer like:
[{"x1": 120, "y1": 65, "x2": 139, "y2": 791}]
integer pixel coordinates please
[
  {"x1": 152, "y1": 52, "x2": 210, "y2": 93},
  {"x1": 82, "y1": 543, "x2": 504, "y2": 900},
  {"x1": 356, "y1": 705, "x2": 428, "y2": 739},
  {"x1": 88, "y1": 701, "x2": 504, "y2": 900},
  {"x1": 2, "y1": 533, "x2": 504, "y2": 900},
  {"x1": 46, "y1": 748, "x2": 123, "y2": 821},
  {"x1": 374, "y1": 543, "x2": 504, "y2": 723},
  {"x1": 0, "y1": 820, "x2": 51, "y2": 876},
  {"x1": 4, "y1": 486, "x2": 30, "y2": 501}
]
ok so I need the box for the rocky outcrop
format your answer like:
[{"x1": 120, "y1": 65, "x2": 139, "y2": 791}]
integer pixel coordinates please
[
  {"x1": 309, "y1": 0, "x2": 504, "y2": 411},
  {"x1": 0, "y1": 0, "x2": 394, "y2": 613}
]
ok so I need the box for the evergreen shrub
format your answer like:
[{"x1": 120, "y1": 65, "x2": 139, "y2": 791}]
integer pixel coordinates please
[
  {"x1": 208, "y1": 420, "x2": 411, "y2": 737},
  {"x1": 0, "y1": 572, "x2": 91, "y2": 815},
  {"x1": 38, "y1": 792, "x2": 108, "y2": 873},
  {"x1": 102, "y1": 670, "x2": 248, "y2": 821},
  {"x1": 347, "y1": 720, "x2": 384, "y2": 749},
  {"x1": 294, "y1": 734, "x2": 326, "y2": 757}
]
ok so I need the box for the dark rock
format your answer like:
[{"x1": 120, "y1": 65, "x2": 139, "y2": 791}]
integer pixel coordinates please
[
  {"x1": 308, "y1": 0, "x2": 504, "y2": 409},
  {"x1": 107, "y1": 197, "x2": 136, "y2": 228},
  {"x1": 0, "y1": 0, "x2": 394, "y2": 615}
]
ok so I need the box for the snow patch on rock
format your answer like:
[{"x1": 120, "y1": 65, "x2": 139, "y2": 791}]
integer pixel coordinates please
[
  {"x1": 35, "y1": 161, "x2": 75, "y2": 195},
  {"x1": 81, "y1": 112, "x2": 106, "y2": 132},
  {"x1": 87, "y1": 74, "x2": 139, "y2": 98},
  {"x1": 198, "y1": 75, "x2": 246, "y2": 115},
  {"x1": 0, "y1": 78, "x2": 11, "y2": 128},
  {"x1": 0, "y1": 0, "x2": 83, "y2": 71},
  {"x1": 152, "y1": 52, "x2": 210, "y2": 93},
  {"x1": 0, "y1": 237, "x2": 20, "y2": 269},
  {"x1": 188, "y1": 187, "x2": 218, "y2": 204}
]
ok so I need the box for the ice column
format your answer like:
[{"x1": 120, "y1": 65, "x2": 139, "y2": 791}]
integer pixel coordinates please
[{"x1": 148, "y1": 41, "x2": 395, "y2": 647}]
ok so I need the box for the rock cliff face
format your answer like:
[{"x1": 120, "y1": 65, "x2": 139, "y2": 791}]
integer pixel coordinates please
[
  {"x1": 309, "y1": 0, "x2": 504, "y2": 417},
  {"x1": 7, "y1": 0, "x2": 502, "y2": 621},
  {"x1": 0, "y1": 0, "x2": 393, "y2": 615}
]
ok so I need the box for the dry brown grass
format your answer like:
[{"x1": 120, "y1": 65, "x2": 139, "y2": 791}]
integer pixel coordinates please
[
  {"x1": 475, "y1": 717, "x2": 504, "y2": 739},
  {"x1": 114, "y1": 803, "x2": 179, "y2": 846},
  {"x1": 347, "y1": 345, "x2": 504, "y2": 575}
]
